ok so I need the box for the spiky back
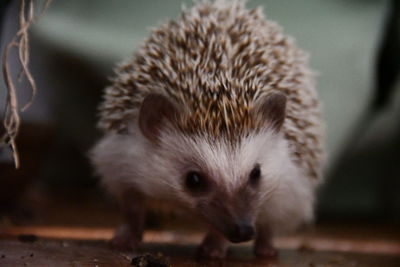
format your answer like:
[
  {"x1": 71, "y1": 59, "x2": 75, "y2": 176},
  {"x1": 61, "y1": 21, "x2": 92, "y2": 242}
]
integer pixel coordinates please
[{"x1": 98, "y1": 1, "x2": 324, "y2": 180}]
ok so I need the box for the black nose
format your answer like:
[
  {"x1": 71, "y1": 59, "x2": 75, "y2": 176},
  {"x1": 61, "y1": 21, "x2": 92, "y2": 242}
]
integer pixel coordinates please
[{"x1": 229, "y1": 224, "x2": 255, "y2": 243}]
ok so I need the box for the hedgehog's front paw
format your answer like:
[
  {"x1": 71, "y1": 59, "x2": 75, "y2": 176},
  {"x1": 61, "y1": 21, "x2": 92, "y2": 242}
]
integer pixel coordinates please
[
  {"x1": 196, "y1": 231, "x2": 228, "y2": 260},
  {"x1": 196, "y1": 242, "x2": 228, "y2": 260},
  {"x1": 110, "y1": 223, "x2": 140, "y2": 252},
  {"x1": 254, "y1": 244, "x2": 278, "y2": 259}
]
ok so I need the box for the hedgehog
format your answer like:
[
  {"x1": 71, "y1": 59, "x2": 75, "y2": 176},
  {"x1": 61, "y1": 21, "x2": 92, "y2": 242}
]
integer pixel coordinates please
[{"x1": 90, "y1": 0, "x2": 324, "y2": 260}]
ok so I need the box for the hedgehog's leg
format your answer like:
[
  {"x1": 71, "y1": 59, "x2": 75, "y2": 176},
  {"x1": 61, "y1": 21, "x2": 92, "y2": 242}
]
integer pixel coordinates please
[
  {"x1": 254, "y1": 225, "x2": 278, "y2": 259},
  {"x1": 196, "y1": 229, "x2": 229, "y2": 260},
  {"x1": 110, "y1": 189, "x2": 146, "y2": 252}
]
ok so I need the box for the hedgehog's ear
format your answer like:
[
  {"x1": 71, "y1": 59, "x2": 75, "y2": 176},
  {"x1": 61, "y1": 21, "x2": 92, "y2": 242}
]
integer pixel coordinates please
[
  {"x1": 254, "y1": 92, "x2": 287, "y2": 132},
  {"x1": 139, "y1": 93, "x2": 179, "y2": 143}
]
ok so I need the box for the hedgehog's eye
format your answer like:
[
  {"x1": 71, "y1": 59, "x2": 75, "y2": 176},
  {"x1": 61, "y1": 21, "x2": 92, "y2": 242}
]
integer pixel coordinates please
[
  {"x1": 185, "y1": 171, "x2": 209, "y2": 194},
  {"x1": 249, "y1": 164, "x2": 261, "y2": 186}
]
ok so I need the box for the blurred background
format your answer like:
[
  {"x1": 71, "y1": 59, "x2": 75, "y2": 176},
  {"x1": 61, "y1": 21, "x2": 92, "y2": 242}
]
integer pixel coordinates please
[{"x1": 0, "y1": 0, "x2": 399, "y2": 233}]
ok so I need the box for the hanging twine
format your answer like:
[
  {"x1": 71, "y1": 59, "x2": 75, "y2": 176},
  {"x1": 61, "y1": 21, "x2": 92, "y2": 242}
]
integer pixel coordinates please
[{"x1": 1, "y1": 0, "x2": 52, "y2": 169}]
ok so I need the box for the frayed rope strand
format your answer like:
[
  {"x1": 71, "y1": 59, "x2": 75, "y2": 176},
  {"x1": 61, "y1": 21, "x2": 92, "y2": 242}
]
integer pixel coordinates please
[{"x1": 1, "y1": 0, "x2": 52, "y2": 169}]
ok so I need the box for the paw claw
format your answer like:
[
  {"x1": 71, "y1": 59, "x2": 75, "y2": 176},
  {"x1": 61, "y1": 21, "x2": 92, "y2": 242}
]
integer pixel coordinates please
[
  {"x1": 196, "y1": 244, "x2": 227, "y2": 260},
  {"x1": 109, "y1": 236, "x2": 137, "y2": 252},
  {"x1": 254, "y1": 246, "x2": 278, "y2": 259}
]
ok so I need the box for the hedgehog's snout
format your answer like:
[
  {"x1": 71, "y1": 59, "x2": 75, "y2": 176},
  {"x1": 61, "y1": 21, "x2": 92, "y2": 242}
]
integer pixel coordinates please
[
  {"x1": 198, "y1": 193, "x2": 257, "y2": 243},
  {"x1": 228, "y1": 223, "x2": 255, "y2": 243}
]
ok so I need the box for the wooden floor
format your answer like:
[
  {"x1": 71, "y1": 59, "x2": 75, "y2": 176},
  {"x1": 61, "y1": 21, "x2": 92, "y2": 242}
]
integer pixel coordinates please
[
  {"x1": 1, "y1": 225, "x2": 400, "y2": 266},
  {"x1": 0, "y1": 191, "x2": 399, "y2": 266}
]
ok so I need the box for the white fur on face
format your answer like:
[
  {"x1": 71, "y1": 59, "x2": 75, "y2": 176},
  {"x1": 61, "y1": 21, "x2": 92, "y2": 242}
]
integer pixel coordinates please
[
  {"x1": 158, "y1": 129, "x2": 286, "y2": 194},
  {"x1": 90, "y1": 124, "x2": 316, "y2": 233}
]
